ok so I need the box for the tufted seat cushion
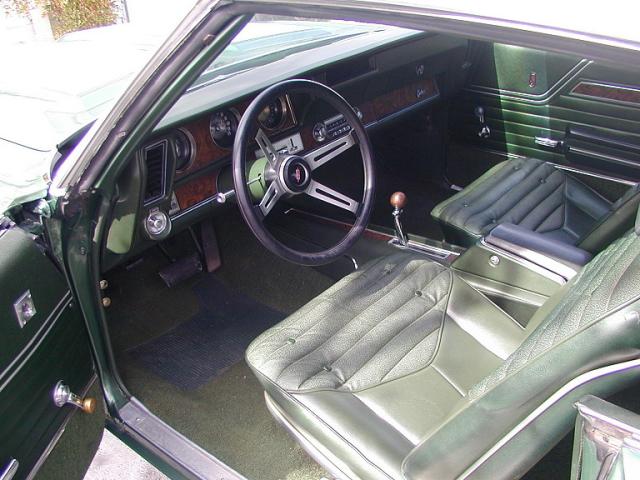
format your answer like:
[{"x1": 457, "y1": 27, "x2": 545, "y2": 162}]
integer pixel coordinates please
[
  {"x1": 246, "y1": 252, "x2": 527, "y2": 479},
  {"x1": 247, "y1": 254, "x2": 452, "y2": 392},
  {"x1": 431, "y1": 157, "x2": 639, "y2": 251},
  {"x1": 246, "y1": 231, "x2": 640, "y2": 479}
]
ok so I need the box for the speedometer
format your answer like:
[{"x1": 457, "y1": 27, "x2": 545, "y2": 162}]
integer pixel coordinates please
[
  {"x1": 209, "y1": 109, "x2": 239, "y2": 148},
  {"x1": 258, "y1": 96, "x2": 287, "y2": 131}
]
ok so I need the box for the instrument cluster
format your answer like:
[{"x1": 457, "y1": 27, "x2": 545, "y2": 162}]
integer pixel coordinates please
[{"x1": 208, "y1": 95, "x2": 293, "y2": 149}]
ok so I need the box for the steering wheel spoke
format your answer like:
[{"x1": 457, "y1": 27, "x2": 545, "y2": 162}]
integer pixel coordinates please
[
  {"x1": 258, "y1": 182, "x2": 283, "y2": 218},
  {"x1": 306, "y1": 180, "x2": 360, "y2": 214},
  {"x1": 305, "y1": 131, "x2": 356, "y2": 171},
  {"x1": 256, "y1": 128, "x2": 279, "y2": 166},
  {"x1": 233, "y1": 79, "x2": 374, "y2": 265}
]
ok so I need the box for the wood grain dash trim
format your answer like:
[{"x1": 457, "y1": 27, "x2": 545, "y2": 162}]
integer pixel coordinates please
[
  {"x1": 174, "y1": 172, "x2": 217, "y2": 210},
  {"x1": 571, "y1": 81, "x2": 640, "y2": 106}
]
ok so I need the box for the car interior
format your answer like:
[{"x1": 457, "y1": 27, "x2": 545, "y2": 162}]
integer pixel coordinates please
[{"x1": 55, "y1": 12, "x2": 640, "y2": 480}]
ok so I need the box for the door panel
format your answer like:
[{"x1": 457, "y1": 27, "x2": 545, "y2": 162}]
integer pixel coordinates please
[
  {"x1": 0, "y1": 228, "x2": 103, "y2": 480},
  {"x1": 450, "y1": 42, "x2": 640, "y2": 183}
]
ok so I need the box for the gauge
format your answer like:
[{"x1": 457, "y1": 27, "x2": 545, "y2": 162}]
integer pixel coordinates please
[
  {"x1": 173, "y1": 129, "x2": 195, "y2": 172},
  {"x1": 258, "y1": 96, "x2": 288, "y2": 131},
  {"x1": 312, "y1": 122, "x2": 327, "y2": 143},
  {"x1": 209, "y1": 109, "x2": 239, "y2": 148}
]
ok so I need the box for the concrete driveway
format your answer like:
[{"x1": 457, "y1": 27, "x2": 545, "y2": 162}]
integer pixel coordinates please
[{"x1": 84, "y1": 430, "x2": 168, "y2": 480}]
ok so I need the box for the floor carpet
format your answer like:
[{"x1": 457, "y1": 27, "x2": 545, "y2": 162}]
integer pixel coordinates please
[
  {"x1": 128, "y1": 276, "x2": 283, "y2": 390},
  {"x1": 109, "y1": 211, "x2": 334, "y2": 479},
  {"x1": 121, "y1": 360, "x2": 327, "y2": 480}
]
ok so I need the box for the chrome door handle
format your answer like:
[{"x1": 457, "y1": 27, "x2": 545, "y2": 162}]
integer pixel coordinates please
[
  {"x1": 52, "y1": 381, "x2": 96, "y2": 414},
  {"x1": 534, "y1": 136, "x2": 563, "y2": 149},
  {"x1": 0, "y1": 459, "x2": 18, "y2": 480}
]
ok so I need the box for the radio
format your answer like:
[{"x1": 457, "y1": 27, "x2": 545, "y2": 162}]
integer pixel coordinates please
[{"x1": 312, "y1": 108, "x2": 363, "y2": 143}]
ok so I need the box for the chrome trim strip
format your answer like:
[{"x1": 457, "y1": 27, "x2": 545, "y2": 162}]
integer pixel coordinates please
[
  {"x1": 0, "y1": 292, "x2": 73, "y2": 390},
  {"x1": 575, "y1": 396, "x2": 640, "y2": 438},
  {"x1": 25, "y1": 375, "x2": 98, "y2": 480},
  {"x1": 484, "y1": 236, "x2": 578, "y2": 281},
  {"x1": 389, "y1": 237, "x2": 459, "y2": 259},
  {"x1": 119, "y1": 398, "x2": 246, "y2": 480},
  {"x1": 551, "y1": 163, "x2": 638, "y2": 186},
  {"x1": 0, "y1": 459, "x2": 18, "y2": 480},
  {"x1": 480, "y1": 240, "x2": 566, "y2": 285},
  {"x1": 466, "y1": 59, "x2": 591, "y2": 104},
  {"x1": 567, "y1": 145, "x2": 640, "y2": 169},
  {"x1": 170, "y1": 195, "x2": 217, "y2": 221},
  {"x1": 459, "y1": 357, "x2": 640, "y2": 479}
]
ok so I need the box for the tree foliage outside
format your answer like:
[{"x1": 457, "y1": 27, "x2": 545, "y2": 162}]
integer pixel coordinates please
[{"x1": 2, "y1": 0, "x2": 117, "y2": 38}]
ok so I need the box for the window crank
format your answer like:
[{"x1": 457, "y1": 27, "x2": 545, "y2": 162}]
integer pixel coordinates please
[
  {"x1": 52, "y1": 381, "x2": 96, "y2": 414},
  {"x1": 474, "y1": 106, "x2": 491, "y2": 139}
]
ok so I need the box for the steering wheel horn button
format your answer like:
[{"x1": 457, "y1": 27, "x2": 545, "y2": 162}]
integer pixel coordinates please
[{"x1": 280, "y1": 156, "x2": 311, "y2": 193}]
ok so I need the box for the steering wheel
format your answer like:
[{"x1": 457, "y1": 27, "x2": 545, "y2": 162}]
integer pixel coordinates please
[{"x1": 232, "y1": 79, "x2": 375, "y2": 266}]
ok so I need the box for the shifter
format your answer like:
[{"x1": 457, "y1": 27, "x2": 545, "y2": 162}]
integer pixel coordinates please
[{"x1": 390, "y1": 191, "x2": 408, "y2": 246}]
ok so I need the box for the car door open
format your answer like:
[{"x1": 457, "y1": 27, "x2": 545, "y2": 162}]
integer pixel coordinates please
[{"x1": 0, "y1": 226, "x2": 104, "y2": 480}]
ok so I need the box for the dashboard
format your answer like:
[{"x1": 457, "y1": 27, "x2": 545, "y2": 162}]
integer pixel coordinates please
[{"x1": 103, "y1": 30, "x2": 471, "y2": 269}]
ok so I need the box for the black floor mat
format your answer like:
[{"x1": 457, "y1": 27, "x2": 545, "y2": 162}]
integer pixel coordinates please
[{"x1": 128, "y1": 275, "x2": 283, "y2": 390}]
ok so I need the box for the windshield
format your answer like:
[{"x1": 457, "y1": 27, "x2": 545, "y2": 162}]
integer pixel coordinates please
[
  {"x1": 190, "y1": 20, "x2": 385, "y2": 91},
  {"x1": 0, "y1": 8, "x2": 409, "y2": 213},
  {"x1": 0, "y1": 17, "x2": 388, "y2": 152}
]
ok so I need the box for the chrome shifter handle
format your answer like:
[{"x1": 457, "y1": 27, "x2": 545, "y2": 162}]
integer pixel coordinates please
[{"x1": 390, "y1": 192, "x2": 408, "y2": 246}]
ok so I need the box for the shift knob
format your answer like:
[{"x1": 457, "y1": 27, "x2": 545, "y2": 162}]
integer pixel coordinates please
[{"x1": 390, "y1": 192, "x2": 407, "y2": 210}]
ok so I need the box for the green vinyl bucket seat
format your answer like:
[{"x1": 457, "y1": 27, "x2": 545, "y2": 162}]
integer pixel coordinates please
[
  {"x1": 246, "y1": 226, "x2": 640, "y2": 479},
  {"x1": 430, "y1": 157, "x2": 640, "y2": 252}
]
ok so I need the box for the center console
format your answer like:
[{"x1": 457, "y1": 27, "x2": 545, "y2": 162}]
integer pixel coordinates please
[{"x1": 451, "y1": 223, "x2": 592, "y2": 326}]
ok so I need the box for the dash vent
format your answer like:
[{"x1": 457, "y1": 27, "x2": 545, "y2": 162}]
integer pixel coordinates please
[{"x1": 143, "y1": 141, "x2": 167, "y2": 204}]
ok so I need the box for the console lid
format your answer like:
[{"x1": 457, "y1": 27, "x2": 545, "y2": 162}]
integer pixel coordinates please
[{"x1": 485, "y1": 223, "x2": 592, "y2": 280}]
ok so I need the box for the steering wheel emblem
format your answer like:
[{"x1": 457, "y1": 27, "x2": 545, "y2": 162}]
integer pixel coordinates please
[{"x1": 281, "y1": 156, "x2": 311, "y2": 193}]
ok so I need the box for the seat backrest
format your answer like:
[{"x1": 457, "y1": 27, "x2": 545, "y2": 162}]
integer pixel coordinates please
[
  {"x1": 402, "y1": 228, "x2": 640, "y2": 479},
  {"x1": 579, "y1": 183, "x2": 640, "y2": 253}
]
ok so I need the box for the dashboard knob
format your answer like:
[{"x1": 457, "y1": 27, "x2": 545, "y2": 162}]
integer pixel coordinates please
[{"x1": 144, "y1": 209, "x2": 172, "y2": 240}]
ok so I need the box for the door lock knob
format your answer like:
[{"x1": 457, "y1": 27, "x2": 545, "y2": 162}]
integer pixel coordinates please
[
  {"x1": 53, "y1": 381, "x2": 96, "y2": 414},
  {"x1": 474, "y1": 106, "x2": 491, "y2": 139}
]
